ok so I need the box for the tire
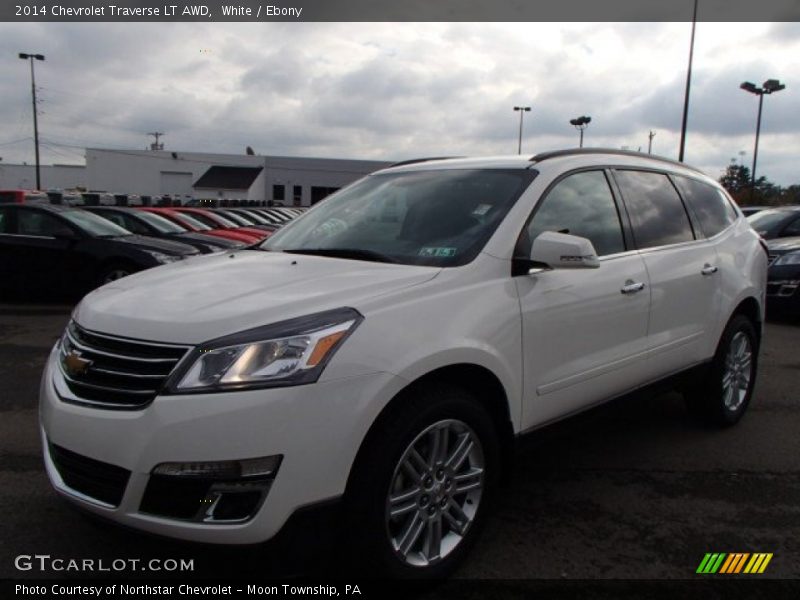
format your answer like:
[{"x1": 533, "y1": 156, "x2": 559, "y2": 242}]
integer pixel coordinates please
[
  {"x1": 685, "y1": 314, "x2": 759, "y2": 427},
  {"x1": 97, "y1": 262, "x2": 137, "y2": 287},
  {"x1": 344, "y1": 382, "x2": 500, "y2": 578}
]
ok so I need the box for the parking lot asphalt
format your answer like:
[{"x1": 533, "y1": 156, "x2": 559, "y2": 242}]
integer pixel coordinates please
[{"x1": 0, "y1": 305, "x2": 798, "y2": 584}]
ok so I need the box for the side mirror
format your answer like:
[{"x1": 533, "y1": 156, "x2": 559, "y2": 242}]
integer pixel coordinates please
[{"x1": 530, "y1": 231, "x2": 600, "y2": 269}]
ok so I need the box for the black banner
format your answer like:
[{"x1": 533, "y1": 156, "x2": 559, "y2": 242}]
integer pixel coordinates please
[
  {"x1": 5, "y1": 579, "x2": 800, "y2": 600},
  {"x1": 3, "y1": 0, "x2": 800, "y2": 23}
]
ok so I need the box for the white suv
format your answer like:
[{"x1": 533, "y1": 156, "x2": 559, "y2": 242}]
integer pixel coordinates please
[{"x1": 40, "y1": 150, "x2": 767, "y2": 577}]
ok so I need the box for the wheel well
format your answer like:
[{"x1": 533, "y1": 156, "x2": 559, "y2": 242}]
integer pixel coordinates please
[
  {"x1": 346, "y1": 364, "x2": 516, "y2": 493},
  {"x1": 731, "y1": 297, "x2": 762, "y2": 343}
]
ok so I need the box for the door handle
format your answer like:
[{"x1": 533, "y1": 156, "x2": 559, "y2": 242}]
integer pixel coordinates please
[
  {"x1": 620, "y1": 281, "x2": 646, "y2": 294},
  {"x1": 701, "y1": 264, "x2": 718, "y2": 276}
]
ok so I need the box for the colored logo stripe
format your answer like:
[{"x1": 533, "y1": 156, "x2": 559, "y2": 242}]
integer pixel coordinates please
[{"x1": 697, "y1": 552, "x2": 773, "y2": 574}]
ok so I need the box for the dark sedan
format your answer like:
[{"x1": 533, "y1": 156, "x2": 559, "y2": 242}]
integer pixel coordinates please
[
  {"x1": 85, "y1": 206, "x2": 245, "y2": 254},
  {"x1": 747, "y1": 206, "x2": 800, "y2": 239},
  {"x1": 0, "y1": 204, "x2": 199, "y2": 300},
  {"x1": 765, "y1": 236, "x2": 800, "y2": 315}
]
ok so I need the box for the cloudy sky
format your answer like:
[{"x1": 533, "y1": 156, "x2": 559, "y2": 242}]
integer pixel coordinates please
[{"x1": 1, "y1": 21, "x2": 798, "y2": 184}]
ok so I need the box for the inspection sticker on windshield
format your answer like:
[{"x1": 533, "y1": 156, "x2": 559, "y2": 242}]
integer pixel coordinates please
[
  {"x1": 472, "y1": 203, "x2": 492, "y2": 216},
  {"x1": 419, "y1": 247, "x2": 457, "y2": 257}
]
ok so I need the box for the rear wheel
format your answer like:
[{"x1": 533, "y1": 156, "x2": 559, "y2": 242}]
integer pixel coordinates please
[
  {"x1": 345, "y1": 383, "x2": 500, "y2": 578},
  {"x1": 686, "y1": 314, "x2": 758, "y2": 427}
]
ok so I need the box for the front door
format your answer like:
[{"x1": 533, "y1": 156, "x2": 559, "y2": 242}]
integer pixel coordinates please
[{"x1": 516, "y1": 170, "x2": 651, "y2": 430}]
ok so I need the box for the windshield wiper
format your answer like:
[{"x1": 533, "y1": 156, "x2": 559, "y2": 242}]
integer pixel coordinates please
[{"x1": 283, "y1": 248, "x2": 397, "y2": 263}]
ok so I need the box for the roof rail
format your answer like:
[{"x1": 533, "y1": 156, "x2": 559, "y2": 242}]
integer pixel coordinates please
[
  {"x1": 529, "y1": 148, "x2": 704, "y2": 174},
  {"x1": 389, "y1": 156, "x2": 464, "y2": 168}
]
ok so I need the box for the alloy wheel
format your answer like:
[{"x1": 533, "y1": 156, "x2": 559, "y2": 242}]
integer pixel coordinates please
[{"x1": 385, "y1": 418, "x2": 484, "y2": 567}]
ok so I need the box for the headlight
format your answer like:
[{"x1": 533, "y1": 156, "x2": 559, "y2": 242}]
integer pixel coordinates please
[
  {"x1": 773, "y1": 252, "x2": 800, "y2": 266},
  {"x1": 168, "y1": 307, "x2": 362, "y2": 393},
  {"x1": 146, "y1": 250, "x2": 183, "y2": 264}
]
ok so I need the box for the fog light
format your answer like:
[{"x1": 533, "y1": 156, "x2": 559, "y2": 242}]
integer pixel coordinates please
[{"x1": 152, "y1": 455, "x2": 281, "y2": 479}]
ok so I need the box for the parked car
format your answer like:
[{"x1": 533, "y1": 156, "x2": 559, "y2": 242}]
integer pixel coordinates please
[
  {"x1": 0, "y1": 204, "x2": 199, "y2": 299},
  {"x1": 252, "y1": 208, "x2": 296, "y2": 225},
  {"x1": 764, "y1": 236, "x2": 800, "y2": 314},
  {"x1": 172, "y1": 207, "x2": 269, "y2": 242},
  {"x1": 214, "y1": 208, "x2": 279, "y2": 233},
  {"x1": 746, "y1": 206, "x2": 800, "y2": 239},
  {"x1": 137, "y1": 207, "x2": 261, "y2": 245},
  {"x1": 0, "y1": 189, "x2": 49, "y2": 204},
  {"x1": 85, "y1": 207, "x2": 245, "y2": 254},
  {"x1": 739, "y1": 205, "x2": 769, "y2": 218},
  {"x1": 40, "y1": 150, "x2": 765, "y2": 577}
]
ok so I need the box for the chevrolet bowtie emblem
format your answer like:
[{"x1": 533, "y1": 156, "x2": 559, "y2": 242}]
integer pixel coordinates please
[{"x1": 63, "y1": 350, "x2": 92, "y2": 377}]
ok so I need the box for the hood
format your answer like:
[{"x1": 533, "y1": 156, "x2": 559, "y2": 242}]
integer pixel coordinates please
[
  {"x1": 74, "y1": 250, "x2": 440, "y2": 344},
  {"x1": 110, "y1": 234, "x2": 199, "y2": 256},
  {"x1": 766, "y1": 236, "x2": 800, "y2": 253}
]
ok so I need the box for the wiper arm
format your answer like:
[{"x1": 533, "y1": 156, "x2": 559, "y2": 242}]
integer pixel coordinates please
[{"x1": 283, "y1": 248, "x2": 397, "y2": 263}]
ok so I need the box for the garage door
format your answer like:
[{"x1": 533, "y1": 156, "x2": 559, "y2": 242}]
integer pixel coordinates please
[{"x1": 160, "y1": 171, "x2": 193, "y2": 196}]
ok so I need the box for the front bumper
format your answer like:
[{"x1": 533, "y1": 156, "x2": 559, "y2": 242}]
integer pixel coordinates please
[{"x1": 39, "y1": 343, "x2": 402, "y2": 544}]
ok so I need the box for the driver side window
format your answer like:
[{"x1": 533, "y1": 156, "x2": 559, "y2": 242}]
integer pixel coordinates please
[{"x1": 520, "y1": 170, "x2": 626, "y2": 257}]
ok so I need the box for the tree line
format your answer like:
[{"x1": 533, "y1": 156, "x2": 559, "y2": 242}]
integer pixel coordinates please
[{"x1": 719, "y1": 164, "x2": 800, "y2": 207}]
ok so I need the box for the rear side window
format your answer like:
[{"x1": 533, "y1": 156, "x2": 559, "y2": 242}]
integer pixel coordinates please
[
  {"x1": 0, "y1": 207, "x2": 8, "y2": 233},
  {"x1": 782, "y1": 217, "x2": 800, "y2": 237},
  {"x1": 614, "y1": 170, "x2": 694, "y2": 249},
  {"x1": 673, "y1": 176, "x2": 737, "y2": 237},
  {"x1": 521, "y1": 170, "x2": 625, "y2": 257},
  {"x1": 17, "y1": 209, "x2": 74, "y2": 237}
]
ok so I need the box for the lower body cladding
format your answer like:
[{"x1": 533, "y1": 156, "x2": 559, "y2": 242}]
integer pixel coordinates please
[{"x1": 39, "y1": 345, "x2": 402, "y2": 544}]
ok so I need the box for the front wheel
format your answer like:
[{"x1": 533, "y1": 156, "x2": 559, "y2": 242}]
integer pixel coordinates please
[
  {"x1": 345, "y1": 383, "x2": 500, "y2": 578},
  {"x1": 686, "y1": 314, "x2": 759, "y2": 427}
]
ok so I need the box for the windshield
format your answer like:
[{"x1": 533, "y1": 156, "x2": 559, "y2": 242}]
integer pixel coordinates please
[
  {"x1": 218, "y1": 211, "x2": 253, "y2": 226},
  {"x1": 747, "y1": 210, "x2": 793, "y2": 232},
  {"x1": 188, "y1": 211, "x2": 238, "y2": 228},
  {"x1": 136, "y1": 211, "x2": 187, "y2": 233},
  {"x1": 262, "y1": 169, "x2": 535, "y2": 266},
  {"x1": 61, "y1": 209, "x2": 131, "y2": 237},
  {"x1": 172, "y1": 212, "x2": 212, "y2": 231}
]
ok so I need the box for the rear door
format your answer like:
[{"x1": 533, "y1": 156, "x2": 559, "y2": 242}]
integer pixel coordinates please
[{"x1": 612, "y1": 169, "x2": 721, "y2": 378}]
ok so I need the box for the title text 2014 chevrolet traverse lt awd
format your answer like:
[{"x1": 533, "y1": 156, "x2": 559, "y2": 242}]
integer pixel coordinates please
[{"x1": 40, "y1": 150, "x2": 766, "y2": 577}]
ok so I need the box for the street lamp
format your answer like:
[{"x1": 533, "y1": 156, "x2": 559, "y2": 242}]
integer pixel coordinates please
[
  {"x1": 18, "y1": 52, "x2": 45, "y2": 190},
  {"x1": 740, "y1": 78, "x2": 786, "y2": 200},
  {"x1": 513, "y1": 106, "x2": 531, "y2": 155},
  {"x1": 570, "y1": 116, "x2": 591, "y2": 148}
]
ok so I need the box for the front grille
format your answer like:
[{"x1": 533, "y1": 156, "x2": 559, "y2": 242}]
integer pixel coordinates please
[
  {"x1": 58, "y1": 321, "x2": 190, "y2": 409},
  {"x1": 49, "y1": 443, "x2": 130, "y2": 507}
]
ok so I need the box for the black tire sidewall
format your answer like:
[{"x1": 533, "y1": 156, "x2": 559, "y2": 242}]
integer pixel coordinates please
[{"x1": 345, "y1": 383, "x2": 500, "y2": 578}]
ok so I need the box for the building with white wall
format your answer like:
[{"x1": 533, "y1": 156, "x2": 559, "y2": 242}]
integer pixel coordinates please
[
  {"x1": 0, "y1": 163, "x2": 86, "y2": 191},
  {"x1": 85, "y1": 149, "x2": 393, "y2": 206},
  {"x1": 1, "y1": 149, "x2": 394, "y2": 206}
]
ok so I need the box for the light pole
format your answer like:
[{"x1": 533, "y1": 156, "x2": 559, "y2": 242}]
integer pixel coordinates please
[
  {"x1": 740, "y1": 79, "x2": 786, "y2": 200},
  {"x1": 570, "y1": 116, "x2": 591, "y2": 148},
  {"x1": 18, "y1": 52, "x2": 45, "y2": 190},
  {"x1": 513, "y1": 106, "x2": 530, "y2": 154}
]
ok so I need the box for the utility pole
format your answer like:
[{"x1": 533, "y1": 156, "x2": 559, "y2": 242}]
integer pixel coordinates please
[
  {"x1": 678, "y1": 0, "x2": 698, "y2": 162},
  {"x1": 18, "y1": 53, "x2": 45, "y2": 190},
  {"x1": 648, "y1": 130, "x2": 656, "y2": 154},
  {"x1": 148, "y1": 132, "x2": 165, "y2": 151}
]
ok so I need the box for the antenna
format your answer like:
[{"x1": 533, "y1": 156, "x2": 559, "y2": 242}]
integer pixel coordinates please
[{"x1": 147, "y1": 132, "x2": 165, "y2": 151}]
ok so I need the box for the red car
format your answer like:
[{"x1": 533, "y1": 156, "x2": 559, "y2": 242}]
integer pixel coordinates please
[
  {"x1": 172, "y1": 207, "x2": 269, "y2": 242},
  {"x1": 137, "y1": 207, "x2": 262, "y2": 245}
]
